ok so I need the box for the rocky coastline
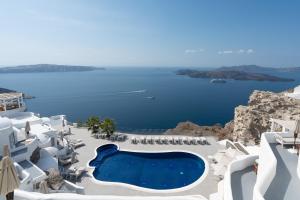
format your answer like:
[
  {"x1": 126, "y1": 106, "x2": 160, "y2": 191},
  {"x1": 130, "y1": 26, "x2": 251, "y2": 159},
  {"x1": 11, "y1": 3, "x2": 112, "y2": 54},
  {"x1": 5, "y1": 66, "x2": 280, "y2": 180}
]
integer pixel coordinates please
[
  {"x1": 177, "y1": 69, "x2": 294, "y2": 82},
  {"x1": 0, "y1": 87, "x2": 35, "y2": 99},
  {"x1": 165, "y1": 87, "x2": 300, "y2": 144}
]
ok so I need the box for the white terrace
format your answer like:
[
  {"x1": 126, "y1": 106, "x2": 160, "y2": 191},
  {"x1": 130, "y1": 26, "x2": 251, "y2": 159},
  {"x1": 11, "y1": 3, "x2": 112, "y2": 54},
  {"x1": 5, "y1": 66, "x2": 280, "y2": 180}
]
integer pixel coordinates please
[
  {"x1": 0, "y1": 92, "x2": 26, "y2": 115},
  {"x1": 220, "y1": 118, "x2": 300, "y2": 200}
]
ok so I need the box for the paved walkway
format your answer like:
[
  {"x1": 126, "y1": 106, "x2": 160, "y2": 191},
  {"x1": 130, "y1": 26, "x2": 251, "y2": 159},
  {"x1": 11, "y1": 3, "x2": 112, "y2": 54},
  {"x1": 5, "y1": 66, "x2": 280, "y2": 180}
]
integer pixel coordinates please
[
  {"x1": 264, "y1": 144, "x2": 300, "y2": 200},
  {"x1": 231, "y1": 167, "x2": 256, "y2": 200},
  {"x1": 68, "y1": 127, "x2": 222, "y2": 198}
]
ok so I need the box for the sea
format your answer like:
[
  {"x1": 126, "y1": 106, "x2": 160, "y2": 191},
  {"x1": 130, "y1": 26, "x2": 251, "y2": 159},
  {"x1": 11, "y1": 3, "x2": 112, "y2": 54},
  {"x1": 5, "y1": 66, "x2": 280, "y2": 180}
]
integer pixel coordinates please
[{"x1": 0, "y1": 67, "x2": 299, "y2": 133}]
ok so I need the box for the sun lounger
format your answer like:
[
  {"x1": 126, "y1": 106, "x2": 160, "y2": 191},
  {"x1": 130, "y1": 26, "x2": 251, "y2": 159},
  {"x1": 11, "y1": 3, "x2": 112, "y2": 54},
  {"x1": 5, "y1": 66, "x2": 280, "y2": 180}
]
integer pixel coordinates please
[
  {"x1": 166, "y1": 136, "x2": 172, "y2": 144},
  {"x1": 200, "y1": 137, "x2": 208, "y2": 145},
  {"x1": 191, "y1": 138, "x2": 197, "y2": 145},
  {"x1": 140, "y1": 137, "x2": 146, "y2": 144},
  {"x1": 170, "y1": 137, "x2": 175, "y2": 144},
  {"x1": 109, "y1": 135, "x2": 116, "y2": 141},
  {"x1": 195, "y1": 137, "x2": 203, "y2": 144},
  {"x1": 65, "y1": 167, "x2": 87, "y2": 182},
  {"x1": 185, "y1": 137, "x2": 191, "y2": 145},
  {"x1": 66, "y1": 139, "x2": 84, "y2": 149},
  {"x1": 154, "y1": 136, "x2": 160, "y2": 144},
  {"x1": 148, "y1": 137, "x2": 154, "y2": 144},
  {"x1": 71, "y1": 142, "x2": 85, "y2": 149},
  {"x1": 178, "y1": 137, "x2": 183, "y2": 145},
  {"x1": 157, "y1": 137, "x2": 163, "y2": 144},
  {"x1": 131, "y1": 136, "x2": 137, "y2": 144},
  {"x1": 160, "y1": 137, "x2": 167, "y2": 144},
  {"x1": 58, "y1": 153, "x2": 78, "y2": 166}
]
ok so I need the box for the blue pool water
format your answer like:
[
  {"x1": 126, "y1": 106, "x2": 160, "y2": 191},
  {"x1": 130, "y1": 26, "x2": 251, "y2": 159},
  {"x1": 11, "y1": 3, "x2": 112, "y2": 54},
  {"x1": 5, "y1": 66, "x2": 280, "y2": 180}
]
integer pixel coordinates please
[{"x1": 89, "y1": 144, "x2": 206, "y2": 190}]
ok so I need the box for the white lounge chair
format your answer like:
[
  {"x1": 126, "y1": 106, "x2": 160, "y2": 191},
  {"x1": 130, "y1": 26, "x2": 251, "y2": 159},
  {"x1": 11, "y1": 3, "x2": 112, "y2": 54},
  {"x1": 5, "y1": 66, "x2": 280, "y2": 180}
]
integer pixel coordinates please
[
  {"x1": 191, "y1": 137, "x2": 197, "y2": 145},
  {"x1": 69, "y1": 139, "x2": 85, "y2": 149},
  {"x1": 178, "y1": 137, "x2": 183, "y2": 145},
  {"x1": 185, "y1": 137, "x2": 191, "y2": 145},
  {"x1": 200, "y1": 137, "x2": 208, "y2": 145},
  {"x1": 162, "y1": 136, "x2": 168, "y2": 144},
  {"x1": 131, "y1": 136, "x2": 137, "y2": 144},
  {"x1": 154, "y1": 136, "x2": 160, "y2": 144}
]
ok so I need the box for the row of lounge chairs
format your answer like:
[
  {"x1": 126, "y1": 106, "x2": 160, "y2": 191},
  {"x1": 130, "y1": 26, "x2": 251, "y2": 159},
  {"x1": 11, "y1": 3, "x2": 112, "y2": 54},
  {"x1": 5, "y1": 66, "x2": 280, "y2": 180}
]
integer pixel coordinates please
[
  {"x1": 131, "y1": 136, "x2": 209, "y2": 145},
  {"x1": 95, "y1": 133, "x2": 128, "y2": 142}
]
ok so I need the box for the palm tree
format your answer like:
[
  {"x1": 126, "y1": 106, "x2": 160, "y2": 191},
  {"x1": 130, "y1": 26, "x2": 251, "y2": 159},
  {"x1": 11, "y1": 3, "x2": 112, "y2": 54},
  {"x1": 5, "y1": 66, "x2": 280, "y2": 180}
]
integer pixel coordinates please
[
  {"x1": 100, "y1": 118, "x2": 116, "y2": 137},
  {"x1": 86, "y1": 116, "x2": 100, "y2": 134}
]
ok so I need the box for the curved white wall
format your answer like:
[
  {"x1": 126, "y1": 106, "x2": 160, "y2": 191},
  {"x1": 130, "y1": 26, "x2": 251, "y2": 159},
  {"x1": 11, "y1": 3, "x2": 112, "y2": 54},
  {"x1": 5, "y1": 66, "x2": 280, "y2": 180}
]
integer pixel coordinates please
[
  {"x1": 297, "y1": 153, "x2": 300, "y2": 179},
  {"x1": 223, "y1": 155, "x2": 258, "y2": 200},
  {"x1": 253, "y1": 133, "x2": 277, "y2": 200},
  {"x1": 14, "y1": 190, "x2": 208, "y2": 200}
]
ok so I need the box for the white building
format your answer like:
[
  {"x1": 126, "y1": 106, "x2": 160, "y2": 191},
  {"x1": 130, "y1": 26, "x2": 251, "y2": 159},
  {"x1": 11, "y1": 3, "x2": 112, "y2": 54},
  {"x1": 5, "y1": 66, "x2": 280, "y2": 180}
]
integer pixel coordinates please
[
  {"x1": 212, "y1": 118, "x2": 300, "y2": 200},
  {"x1": 0, "y1": 111, "x2": 81, "y2": 198},
  {"x1": 286, "y1": 85, "x2": 300, "y2": 100},
  {"x1": 0, "y1": 93, "x2": 26, "y2": 116}
]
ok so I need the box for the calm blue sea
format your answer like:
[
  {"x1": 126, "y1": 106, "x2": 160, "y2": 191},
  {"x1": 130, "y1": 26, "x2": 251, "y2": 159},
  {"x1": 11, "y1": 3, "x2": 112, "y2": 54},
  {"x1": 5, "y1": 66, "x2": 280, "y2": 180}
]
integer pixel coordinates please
[{"x1": 0, "y1": 67, "x2": 299, "y2": 133}]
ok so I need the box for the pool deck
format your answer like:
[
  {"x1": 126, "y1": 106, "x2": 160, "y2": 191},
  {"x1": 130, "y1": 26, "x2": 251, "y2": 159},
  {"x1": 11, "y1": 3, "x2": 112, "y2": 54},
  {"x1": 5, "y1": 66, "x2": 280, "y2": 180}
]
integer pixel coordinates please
[{"x1": 68, "y1": 127, "x2": 222, "y2": 198}]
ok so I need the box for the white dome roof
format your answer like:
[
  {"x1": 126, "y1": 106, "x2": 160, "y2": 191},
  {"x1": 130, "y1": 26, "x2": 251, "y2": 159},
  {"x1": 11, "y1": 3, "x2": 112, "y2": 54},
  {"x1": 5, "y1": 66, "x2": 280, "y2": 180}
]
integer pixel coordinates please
[{"x1": 0, "y1": 117, "x2": 12, "y2": 130}]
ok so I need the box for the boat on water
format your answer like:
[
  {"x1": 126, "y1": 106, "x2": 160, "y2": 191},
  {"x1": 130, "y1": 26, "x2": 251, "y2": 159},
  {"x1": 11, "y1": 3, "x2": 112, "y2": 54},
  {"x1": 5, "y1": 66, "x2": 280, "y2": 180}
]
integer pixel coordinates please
[
  {"x1": 210, "y1": 79, "x2": 226, "y2": 83},
  {"x1": 145, "y1": 96, "x2": 156, "y2": 100}
]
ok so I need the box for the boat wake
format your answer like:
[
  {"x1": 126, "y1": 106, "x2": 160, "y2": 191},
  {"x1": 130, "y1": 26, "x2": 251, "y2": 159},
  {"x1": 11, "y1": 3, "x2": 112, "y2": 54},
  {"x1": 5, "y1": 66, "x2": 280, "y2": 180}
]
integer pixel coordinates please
[{"x1": 119, "y1": 89, "x2": 147, "y2": 94}]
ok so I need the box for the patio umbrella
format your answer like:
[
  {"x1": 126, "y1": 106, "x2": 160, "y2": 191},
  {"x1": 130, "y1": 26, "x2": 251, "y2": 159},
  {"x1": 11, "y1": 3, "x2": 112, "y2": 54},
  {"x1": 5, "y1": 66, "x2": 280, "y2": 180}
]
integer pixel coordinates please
[
  {"x1": 2, "y1": 145, "x2": 9, "y2": 157},
  {"x1": 38, "y1": 180, "x2": 49, "y2": 194},
  {"x1": 62, "y1": 119, "x2": 66, "y2": 127},
  {"x1": 71, "y1": 152, "x2": 77, "y2": 164},
  {"x1": 59, "y1": 131, "x2": 64, "y2": 142},
  {"x1": 0, "y1": 145, "x2": 20, "y2": 200},
  {"x1": 25, "y1": 121, "x2": 31, "y2": 139},
  {"x1": 294, "y1": 120, "x2": 300, "y2": 154}
]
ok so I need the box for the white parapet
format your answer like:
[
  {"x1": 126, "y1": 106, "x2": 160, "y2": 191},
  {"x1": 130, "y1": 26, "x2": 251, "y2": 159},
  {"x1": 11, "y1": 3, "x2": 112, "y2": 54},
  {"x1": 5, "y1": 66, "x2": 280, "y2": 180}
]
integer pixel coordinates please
[
  {"x1": 223, "y1": 155, "x2": 258, "y2": 200},
  {"x1": 253, "y1": 133, "x2": 277, "y2": 200},
  {"x1": 14, "y1": 189, "x2": 208, "y2": 200},
  {"x1": 297, "y1": 152, "x2": 300, "y2": 180}
]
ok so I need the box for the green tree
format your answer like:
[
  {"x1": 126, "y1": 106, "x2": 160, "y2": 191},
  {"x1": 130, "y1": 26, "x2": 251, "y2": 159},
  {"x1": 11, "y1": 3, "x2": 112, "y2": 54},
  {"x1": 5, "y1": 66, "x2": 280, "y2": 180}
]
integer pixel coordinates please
[
  {"x1": 86, "y1": 116, "x2": 100, "y2": 134},
  {"x1": 100, "y1": 118, "x2": 116, "y2": 137}
]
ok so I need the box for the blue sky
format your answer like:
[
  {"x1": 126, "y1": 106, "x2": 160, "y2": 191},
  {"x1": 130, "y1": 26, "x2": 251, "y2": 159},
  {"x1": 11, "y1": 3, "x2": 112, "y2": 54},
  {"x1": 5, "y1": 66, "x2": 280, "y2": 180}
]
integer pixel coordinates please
[{"x1": 0, "y1": 0, "x2": 299, "y2": 67}]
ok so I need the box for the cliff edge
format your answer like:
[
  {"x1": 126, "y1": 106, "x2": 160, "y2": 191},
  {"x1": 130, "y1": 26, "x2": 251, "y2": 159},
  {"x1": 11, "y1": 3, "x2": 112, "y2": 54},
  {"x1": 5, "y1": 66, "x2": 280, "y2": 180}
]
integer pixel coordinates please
[
  {"x1": 165, "y1": 87, "x2": 300, "y2": 144},
  {"x1": 232, "y1": 90, "x2": 300, "y2": 143}
]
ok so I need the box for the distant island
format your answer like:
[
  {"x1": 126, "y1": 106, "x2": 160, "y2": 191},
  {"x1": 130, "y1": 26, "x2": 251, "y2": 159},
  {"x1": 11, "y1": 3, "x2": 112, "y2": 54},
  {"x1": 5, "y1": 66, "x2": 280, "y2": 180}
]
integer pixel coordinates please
[
  {"x1": 176, "y1": 65, "x2": 295, "y2": 82},
  {"x1": 0, "y1": 64, "x2": 105, "y2": 73},
  {"x1": 217, "y1": 65, "x2": 300, "y2": 73},
  {"x1": 0, "y1": 87, "x2": 15, "y2": 93}
]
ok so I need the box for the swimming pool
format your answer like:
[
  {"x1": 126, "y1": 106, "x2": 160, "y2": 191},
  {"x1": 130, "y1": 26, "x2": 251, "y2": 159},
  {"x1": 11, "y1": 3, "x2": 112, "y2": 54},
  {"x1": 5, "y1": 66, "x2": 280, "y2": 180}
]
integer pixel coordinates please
[{"x1": 89, "y1": 144, "x2": 207, "y2": 191}]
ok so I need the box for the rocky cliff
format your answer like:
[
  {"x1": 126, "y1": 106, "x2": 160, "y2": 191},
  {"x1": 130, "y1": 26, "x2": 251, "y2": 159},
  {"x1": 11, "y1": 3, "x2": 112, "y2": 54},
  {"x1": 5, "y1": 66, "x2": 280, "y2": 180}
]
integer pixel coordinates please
[
  {"x1": 165, "y1": 88, "x2": 300, "y2": 144},
  {"x1": 232, "y1": 90, "x2": 300, "y2": 143}
]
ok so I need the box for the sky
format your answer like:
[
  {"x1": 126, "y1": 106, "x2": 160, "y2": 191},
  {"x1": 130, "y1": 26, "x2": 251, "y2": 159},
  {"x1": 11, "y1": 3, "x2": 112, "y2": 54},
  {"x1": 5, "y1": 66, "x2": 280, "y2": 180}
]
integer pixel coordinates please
[{"x1": 0, "y1": 0, "x2": 300, "y2": 67}]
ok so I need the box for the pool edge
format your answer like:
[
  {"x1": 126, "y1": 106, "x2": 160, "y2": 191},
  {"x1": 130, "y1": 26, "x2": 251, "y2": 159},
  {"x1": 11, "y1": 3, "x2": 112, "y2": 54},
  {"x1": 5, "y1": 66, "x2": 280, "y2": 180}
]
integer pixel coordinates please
[{"x1": 87, "y1": 143, "x2": 209, "y2": 194}]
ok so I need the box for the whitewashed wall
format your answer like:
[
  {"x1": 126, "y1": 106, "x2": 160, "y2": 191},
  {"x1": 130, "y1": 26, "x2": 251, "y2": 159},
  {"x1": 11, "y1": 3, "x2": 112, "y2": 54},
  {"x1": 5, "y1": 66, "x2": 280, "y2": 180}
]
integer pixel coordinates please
[
  {"x1": 297, "y1": 153, "x2": 300, "y2": 179},
  {"x1": 223, "y1": 155, "x2": 258, "y2": 200},
  {"x1": 14, "y1": 190, "x2": 207, "y2": 200},
  {"x1": 253, "y1": 133, "x2": 277, "y2": 200}
]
